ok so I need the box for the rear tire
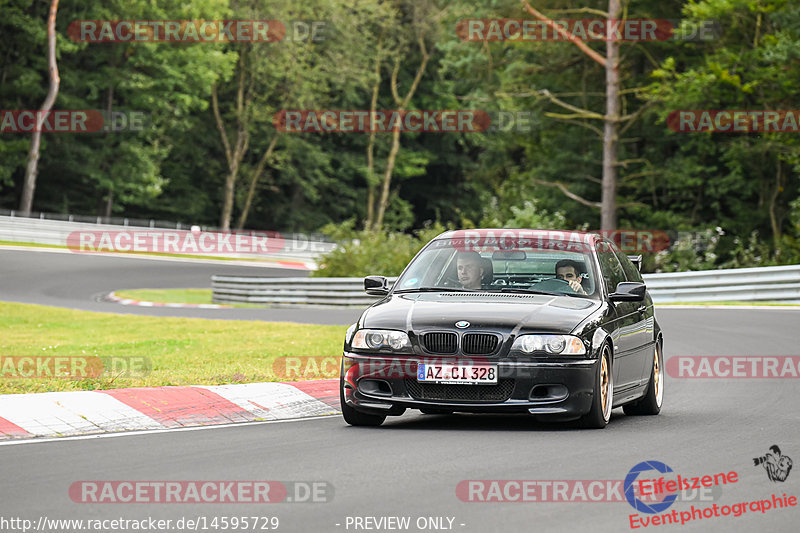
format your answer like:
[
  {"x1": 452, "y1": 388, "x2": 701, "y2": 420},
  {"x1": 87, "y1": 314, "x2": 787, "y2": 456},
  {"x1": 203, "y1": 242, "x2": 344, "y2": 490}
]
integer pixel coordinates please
[
  {"x1": 340, "y1": 376, "x2": 386, "y2": 426},
  {"x1": 623, "y1": 340, "x2": 664, "y2": 416},
  {"x1": 578, "y1": 345, "x2": 613, "y2": 429}
]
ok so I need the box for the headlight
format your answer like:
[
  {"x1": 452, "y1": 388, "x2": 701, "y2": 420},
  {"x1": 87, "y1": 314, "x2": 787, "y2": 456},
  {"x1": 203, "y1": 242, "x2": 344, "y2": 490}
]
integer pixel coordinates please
[
  {"x1": 352, "y1": 329, "x2": 412, "y2": 352},
  {"x1": 512, "y1": 334, "x2": 586, "y2": 355}
]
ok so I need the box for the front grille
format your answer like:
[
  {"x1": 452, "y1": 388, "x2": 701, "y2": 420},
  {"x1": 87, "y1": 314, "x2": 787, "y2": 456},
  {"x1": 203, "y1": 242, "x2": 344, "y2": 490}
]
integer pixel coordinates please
[
  {"x1": 421, "y1": 332, "x2": 457, "y2": 354},
  {"x1": 405, "y1": 379, "x2": 515, "y2": 402},
  {"x1": 462, "y1": 333, "x2": 500, "y2": 355}
]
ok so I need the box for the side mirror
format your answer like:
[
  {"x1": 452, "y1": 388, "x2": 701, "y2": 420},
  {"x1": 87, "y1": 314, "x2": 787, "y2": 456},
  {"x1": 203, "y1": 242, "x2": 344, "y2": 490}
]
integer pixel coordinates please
[
  {"x1": 610, "y1": 281, "x2": 646, "y2": 302},
  {"x1": 364, "y1": 275, "x2": 389, "y2": 296}
]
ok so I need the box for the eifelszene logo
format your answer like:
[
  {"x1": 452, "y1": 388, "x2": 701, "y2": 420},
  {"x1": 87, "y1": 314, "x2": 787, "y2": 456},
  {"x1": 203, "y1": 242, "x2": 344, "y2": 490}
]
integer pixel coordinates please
[
  {"x1": 625, "y1": 461, "x2": 677, "y2": 514},
  {"x1": 753, "y1": 445, "x2": 793, "y2": 482}
]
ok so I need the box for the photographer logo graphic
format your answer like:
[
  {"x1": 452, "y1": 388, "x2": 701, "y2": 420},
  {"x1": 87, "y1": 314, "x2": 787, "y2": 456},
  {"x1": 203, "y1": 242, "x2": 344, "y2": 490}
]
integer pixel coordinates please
[{"x1": 753, "y1": 445, "x2": 793, "y2": 482}]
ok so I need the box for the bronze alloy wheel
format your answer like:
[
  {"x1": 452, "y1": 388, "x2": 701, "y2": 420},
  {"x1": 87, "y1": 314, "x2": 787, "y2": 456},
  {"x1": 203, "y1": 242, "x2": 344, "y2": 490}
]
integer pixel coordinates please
[
  {"x1": 600, "y1": 347, "x2": 612, "y2": 421},
  {"x1": 622, "y1": 340, "x2": 664, "y2": 416},
  {"x1": 654, "y1": 341, "x2": 664, "y2": 407}
]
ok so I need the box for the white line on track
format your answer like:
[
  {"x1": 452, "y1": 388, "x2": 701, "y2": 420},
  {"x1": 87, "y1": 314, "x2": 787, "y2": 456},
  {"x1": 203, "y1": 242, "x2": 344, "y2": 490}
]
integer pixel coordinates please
[{"x1": 0, "y1": 413, "x2": 340, "y2": 447}]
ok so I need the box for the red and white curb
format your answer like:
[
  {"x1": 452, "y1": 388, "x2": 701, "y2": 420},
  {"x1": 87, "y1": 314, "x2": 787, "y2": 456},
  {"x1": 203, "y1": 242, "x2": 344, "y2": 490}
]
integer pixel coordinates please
[
  {"x1": 105, "y1": 291, "x2": 230, "y2": 309},
  {"x1": 0, "y1": 379, "x2": 339, "y2": 440}
]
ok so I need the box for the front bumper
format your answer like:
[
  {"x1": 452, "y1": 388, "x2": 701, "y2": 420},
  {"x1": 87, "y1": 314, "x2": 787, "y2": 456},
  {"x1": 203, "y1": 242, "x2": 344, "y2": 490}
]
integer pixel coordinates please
[{"x1": 341, "y1": 352, "x2": 598, "y2": 418}]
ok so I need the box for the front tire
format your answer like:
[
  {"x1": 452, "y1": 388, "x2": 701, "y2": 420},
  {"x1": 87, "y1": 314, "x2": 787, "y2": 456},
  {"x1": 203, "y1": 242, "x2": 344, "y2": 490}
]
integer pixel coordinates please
[
  {"x1": 340, "y1": 376, "x2": 386, "y2": 426},
  {"x1": 623, "y1": 340, "x2": 664, "y2": 416},
  {"x1": 578, "y1": 344, "x2": 613, "y2": 429}
]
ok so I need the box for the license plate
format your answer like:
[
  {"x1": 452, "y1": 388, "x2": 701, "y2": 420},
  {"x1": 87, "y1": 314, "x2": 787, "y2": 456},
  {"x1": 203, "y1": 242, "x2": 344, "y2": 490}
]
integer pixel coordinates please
[{"x1": 417, "y1": 363, "x2": 497, "y2": 384}]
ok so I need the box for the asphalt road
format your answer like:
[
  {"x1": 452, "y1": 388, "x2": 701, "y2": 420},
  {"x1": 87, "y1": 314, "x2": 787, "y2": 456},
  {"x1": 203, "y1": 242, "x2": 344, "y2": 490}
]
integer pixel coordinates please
[
  {"x1": 1, "y1": 248, "x2": 798, "y2": 532},
  {"x1": 0, "y1": 248, "x2": 362, "y2": 325}
]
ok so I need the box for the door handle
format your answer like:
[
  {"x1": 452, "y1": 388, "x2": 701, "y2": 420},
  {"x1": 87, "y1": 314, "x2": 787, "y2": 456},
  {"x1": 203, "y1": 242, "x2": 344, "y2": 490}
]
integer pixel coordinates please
[{"x1": 637, "y1": 305, "x2": 647, "y2": 313}]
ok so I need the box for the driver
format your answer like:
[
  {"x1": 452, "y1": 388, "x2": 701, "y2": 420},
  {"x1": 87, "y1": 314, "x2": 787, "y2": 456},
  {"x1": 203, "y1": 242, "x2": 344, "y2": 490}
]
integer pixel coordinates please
[
  {"x1": 456, "y1": 251, "x2": 484, "y2": 290},
  {"x1": 555, "y1": 259, "x2": 587, "y2": 295}
]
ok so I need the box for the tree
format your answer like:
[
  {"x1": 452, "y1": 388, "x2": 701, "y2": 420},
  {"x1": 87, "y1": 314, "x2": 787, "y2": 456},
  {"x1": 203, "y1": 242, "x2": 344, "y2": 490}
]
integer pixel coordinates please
[
  {"x1": 18, "y1": 0, "x2": 59, "y2": 215},
  {"x1": 363, "y1": 0, "x2": 444, "y2": 231},
  {"x1": 522, "y1": 0, "x2": 637, "y2": 230},
  {"x1": 647, "y1": 0, "x2": 800, "y2": 263}
]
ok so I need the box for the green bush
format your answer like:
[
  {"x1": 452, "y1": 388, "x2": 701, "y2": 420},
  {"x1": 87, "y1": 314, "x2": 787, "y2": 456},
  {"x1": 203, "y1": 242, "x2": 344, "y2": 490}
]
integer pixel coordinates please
[{"x1": 312, "y1": 220, "x2": 448, "y2": 277}]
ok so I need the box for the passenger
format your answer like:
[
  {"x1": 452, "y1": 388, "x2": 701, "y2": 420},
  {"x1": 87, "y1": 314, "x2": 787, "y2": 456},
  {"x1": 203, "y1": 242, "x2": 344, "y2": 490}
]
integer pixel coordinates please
[
  {"x1": 456, "y1": 251, "x2": 484, "y2": 290},
  {"x1": 555, "y1": 259, "x2": 587, "y2": 295}
]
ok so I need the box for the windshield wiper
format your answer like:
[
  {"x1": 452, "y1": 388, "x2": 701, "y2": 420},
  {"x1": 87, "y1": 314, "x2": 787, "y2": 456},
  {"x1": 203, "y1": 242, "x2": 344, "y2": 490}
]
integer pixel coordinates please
[
  {"x1": 497, "y1": 288, "x2": 556, "y2": 296},
  {"x1": 498, "y1": 287, "x2": 589, "y2": 298},
  {"x1": 394, "y1": 287, "x2": 471, "y2": 293}
]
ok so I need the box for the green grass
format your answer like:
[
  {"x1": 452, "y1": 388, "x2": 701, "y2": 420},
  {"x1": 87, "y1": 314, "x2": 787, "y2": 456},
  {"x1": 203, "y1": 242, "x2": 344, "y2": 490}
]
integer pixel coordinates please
[
  {"x1": 113, "y1": 288, "x2": 266, "y2": 308},
  {"x1": 115, "y1": 288, "x2": 217, "y2": 305},
  {"x1": 0, "y1": 301, "x2": 346, "y2": 394},
  {"x1": 657, "y1": 301, "x2": 800, "y2": 306}
]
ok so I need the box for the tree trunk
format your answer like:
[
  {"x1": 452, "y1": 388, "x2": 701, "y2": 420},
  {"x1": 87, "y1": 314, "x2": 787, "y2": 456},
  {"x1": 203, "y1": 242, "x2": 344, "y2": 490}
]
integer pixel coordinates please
[
  {"x1": 769, "y1": 160, "x2": 783, "y2": 251},
  {"x1": 212, "y1": 50, "x2": 252, "y2": 231},
  {"x1": 373, "y1": 127, "x2": 402, "y2": 230},
  {"x1": 220, "y1": 167, "x2": 238, "y2": 230},
  {"x1": 364, "y1": 35, "x2": 383, "y2": 231},
  {"x1": 522, "y1": 0, "x2": 617, "y2": 226},
  {"x1": 103, "y1": 188, "x2": 113, "y2": 219},
  {"x1": 19, "y1": 0, "x2": 60, "y2": 216},
  {"x1": 601, "y1": 0, "x2": 621, "y2": 230},
  {"x1": 103, "y1": 85, "x2": 114, "y2": 217},
  {"x1": 236, "y1": 134, "x2": 279, "y2": 230},
  {"x1": 364, "y1": 79, "x2": 380, "y2": 231},
  {"x1": 371, "y1": 34, "x2": 429, "y2": 231}
]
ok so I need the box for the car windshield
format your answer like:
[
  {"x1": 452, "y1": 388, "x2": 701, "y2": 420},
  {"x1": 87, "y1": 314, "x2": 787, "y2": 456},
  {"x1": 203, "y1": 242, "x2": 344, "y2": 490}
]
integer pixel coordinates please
[{"x1": 394, "y1": 232, "x2": 599, "y2": 298}]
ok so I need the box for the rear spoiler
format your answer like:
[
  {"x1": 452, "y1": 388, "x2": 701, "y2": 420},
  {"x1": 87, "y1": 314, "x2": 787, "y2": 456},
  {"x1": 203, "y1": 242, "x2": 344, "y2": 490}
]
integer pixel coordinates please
[{"x1": 628, "y1": 255, "x2": 642, "y2": 271}]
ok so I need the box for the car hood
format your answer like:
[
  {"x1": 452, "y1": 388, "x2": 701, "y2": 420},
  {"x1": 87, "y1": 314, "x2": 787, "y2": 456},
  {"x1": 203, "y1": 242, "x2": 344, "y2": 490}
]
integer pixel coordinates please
[{"x1": 360, "y1": 292, "x2": 600, "y2": 335}]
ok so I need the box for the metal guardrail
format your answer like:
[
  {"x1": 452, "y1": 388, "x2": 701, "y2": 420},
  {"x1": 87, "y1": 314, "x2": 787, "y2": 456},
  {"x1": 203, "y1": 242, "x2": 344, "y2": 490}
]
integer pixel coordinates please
[
  {"x1": 212, "y1": 265, "x2": 800, "y2": 306},
  {"x1": 212, "y1": 276, "x2": 391, "y2": 306},
  {"x1": 643, "y1": 264, "x2": 800, "y2": 303},
  {"x1": 0, "y1": 214, "x2": 334, "y2": 265}
]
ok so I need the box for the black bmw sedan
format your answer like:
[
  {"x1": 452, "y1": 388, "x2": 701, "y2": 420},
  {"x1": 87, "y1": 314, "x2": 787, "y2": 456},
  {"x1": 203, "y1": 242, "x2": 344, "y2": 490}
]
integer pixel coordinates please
[{"x1": 340, "y1": 229, "x2": 664, "y2": 429}]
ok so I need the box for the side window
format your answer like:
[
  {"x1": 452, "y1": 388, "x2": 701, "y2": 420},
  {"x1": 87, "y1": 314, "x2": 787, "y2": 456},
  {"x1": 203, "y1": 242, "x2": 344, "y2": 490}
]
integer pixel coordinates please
[
  {"x1": 614, "y1": 249, "x2": 643, "y2": 283},
  {"x1": 595, "y1": 242, "x2": 626, "y2": 294}
]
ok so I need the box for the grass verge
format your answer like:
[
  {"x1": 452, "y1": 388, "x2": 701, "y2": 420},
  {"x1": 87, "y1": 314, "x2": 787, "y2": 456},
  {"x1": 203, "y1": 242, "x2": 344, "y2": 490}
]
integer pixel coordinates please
[
  {"x1": 0, "y1": 301, "x2": 345, "y2": 394},
  {"x1": 113, "y1": 288, "x2": 265, "y2": 308}
]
